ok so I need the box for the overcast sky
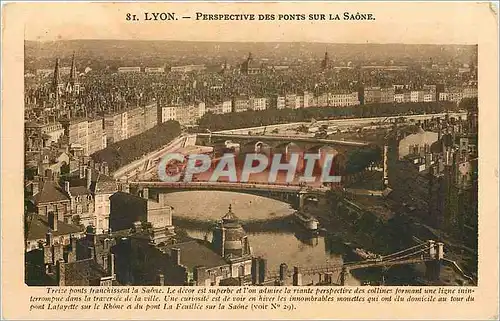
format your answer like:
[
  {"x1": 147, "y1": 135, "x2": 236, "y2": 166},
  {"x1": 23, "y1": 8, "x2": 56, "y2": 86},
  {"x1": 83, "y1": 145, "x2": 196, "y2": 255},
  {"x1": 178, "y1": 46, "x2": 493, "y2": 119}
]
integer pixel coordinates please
[{"x1": 16, "y1": 2, "x2": 493, "y2": 44}]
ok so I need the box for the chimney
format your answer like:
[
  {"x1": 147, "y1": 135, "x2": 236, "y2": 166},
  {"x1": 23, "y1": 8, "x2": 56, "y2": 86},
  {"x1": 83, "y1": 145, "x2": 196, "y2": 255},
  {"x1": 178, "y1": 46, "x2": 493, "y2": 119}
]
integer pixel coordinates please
[
  {"x1": 79, "y1": 165, "x2": 85, "y2": 179},
  {"x1": 67, "y1": 237, "x2": 77, "y2": 263},
  {"x1": 171, "y1": 248, "x2": 181, "y2": 265},
  {"x1": 86, "y1": 225, "x2": 97, "y2": 246},
  {"x1": 279, "y1": 263, "x2": 288, "y2": 282},
  {"x1": 133, "y1": 221, "x2": 142, "y2": 233},
  {"x1": 103, "y1": 162, "x2": 109, "y2": 176},
  {"x1": 48, "y1": 212, "x2": 58, "y2": 232},
  {"x1": 86, "y1": 167, "x2": 92, "y2": 189},
  {"x1": 64, "y1": 181, "x2": 70, "y2": 195},
  {"x1": 251, "y1": 257, "x2": 260, "y2": 285},
  {"x1": 53, "y1": 243, "x2": 64, "y2": 263},
  {"x1": 258, "y1": 258, "x2": 267, "y2": 284},
  {"x1": 45, "y1": 169, "x2": 53, "y2": 181},
  {"x1": 108, "y1": 253, "x2": 115, "y2": 277},
  {"x1": 46, "y1": 231, "x2": 54, "y2": 246},
  {"x1": 383, "y1": 145, "x2": 389, "y2": 187},
  {"x1": 71, "y1": 235, "x2": 77, "y2": 251},
  {"x1": 56, "y1": 259, "x2": 66, "y2": 286},
  {"x1": 31, "y1": 179, "x2": 40, "y2": 196},
  {"x1": 157, "y1": 274, "x2": 165, "y2": 286},
  {"x1": 425, "y1": 153, "x2": 432, "y2": 168}
]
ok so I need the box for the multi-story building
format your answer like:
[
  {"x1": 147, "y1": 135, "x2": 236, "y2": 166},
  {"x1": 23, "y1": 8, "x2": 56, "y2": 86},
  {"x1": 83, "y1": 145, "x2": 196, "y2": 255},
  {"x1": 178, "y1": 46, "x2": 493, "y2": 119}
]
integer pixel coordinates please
[
  {"x1": 109, "y1": 190, "x2": 175, "y2": 233},
  {"x1": 439, "y1": 91, "x2": 463, "y2": 103},
  {"x1": 233, "y1": 97, "x2": 250, "y2": 113},
  {"x1": 275, "y1": 96, "x2": 286, "y2": 110},
  {"x1": 410, "y1": 91, "x2": 425, "y2": 103},
  {"x1": 25, "y1": 212, "x2": 84, "y2": 252},
  {"x1": 103, "y1": 112, "x2": 124, "y2": 145},
  {"x1": 61, "y1": 118, "x2": 105, "y2": 156},
  {"x1": 113, "y1": 204, "x2": 254, "y2": 286},
  {"x1": 363, "y1": 87, "x2": 382, "y2": 104},
  {"x1": 176, "y1": 106, "x2": 191, "y2": 125},
  {"x1": 175, "y1": 103, "x2": 205, "y2": 126},
  {"x1": 423, "y1": 93, "x2": 435, "y2": 102},
  {"x1": 197, "y1": 101, "x2": 206, "y2": 119},
  {"x1": 117, "y1": 67, "x2": 141, "y2": 73},
  {"x1": 144, "y1": 67, "x2": 165, "y2": 73},
  {"x1": 221, "y1": 100, "x2": 233, "y2": 114},
  {"x1": 65, "y1": 180, "x2": 94, "y2": 228},
  {"x1": 121, "y1": 111, "x2": 128, "y2": 139},
  {"x1": 463, "y1": 87, "x2": 478, "y2": 98},
  {"x1": 302, "y1": 92, "x2": 314, "y2": 108},
  {"x1": 210, "y1": 100, "x2": 233, "y2": 114},
  {"x1": 394, "y1": 93, "x2": 405, "y2": 103},
  {"x1": 143, "y1": 102, "x2": 157, "y2": 131},
  {"x1": 315, "y1": 93, "x2": 329, "y2": 107},
  {"x1": 380, "y1": 87, "x2": 395, "y2": 103},
  {"x1": 249, "y1": 97, "x2": 267, "y2": 111},
  {"x1": 285, "y1": 94, "x2": 300, "y2": 109},
  {"x1": 127, "y1": 106, "x2": 145, "y2": 138},
  {"x1": 92, "y1": 172, "x2": 118, "y2": 234},
  {"x1": 87, "y1": 118, "x2": 106, "y2": 156},
  {"x1": 328, "y1": 92, "x2": 360, "y2": 107},
  {"x1": 61, "y1": 118, "x2": 89, "y2": 155},
  {"x1": 30, "y1": 179, "x2": 71, "y2": 219},
  {"x1": 25, "y1": 228, "x2": 116, "y2": 286},
  {"x1": 423, "y1": 84, "x2": 437, "y2": 94},
  {"x1": 160, "y1": 106, "x2": 177, "y2": 123},
  {"x1": 170, "y1": 65, "x2": 206, "y2": 73},
  {"x1": 25, "y1": 121, "x2": 65, "y2": 151}
]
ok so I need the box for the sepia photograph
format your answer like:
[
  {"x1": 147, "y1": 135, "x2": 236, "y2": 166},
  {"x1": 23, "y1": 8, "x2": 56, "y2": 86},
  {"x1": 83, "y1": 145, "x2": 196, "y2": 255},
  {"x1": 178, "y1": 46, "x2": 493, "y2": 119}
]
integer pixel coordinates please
[{"x1": 2, "y1": 1, "x2": 498, "y2": 319}]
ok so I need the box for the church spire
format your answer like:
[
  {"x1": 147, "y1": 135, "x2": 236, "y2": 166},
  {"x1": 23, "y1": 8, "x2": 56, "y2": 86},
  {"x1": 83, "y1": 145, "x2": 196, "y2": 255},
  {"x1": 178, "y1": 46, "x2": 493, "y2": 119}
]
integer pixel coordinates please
[
  {"x1": 52, "y1": 58, "x2": 62, "y2": 92},
  {"x1": 70, "y1": 52, "x2": 78, "y2": 84},
  {"x1": 68, "y1": 52, "x2": 80, "y2": 95}
]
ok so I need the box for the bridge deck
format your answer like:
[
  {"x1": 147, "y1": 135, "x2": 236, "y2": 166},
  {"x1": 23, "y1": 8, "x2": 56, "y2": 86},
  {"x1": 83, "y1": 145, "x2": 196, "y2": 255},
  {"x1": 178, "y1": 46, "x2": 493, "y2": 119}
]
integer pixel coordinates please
[
  {"x1": 197, "y1": 133, "x2": 370, "y2": 147},
  {"x1": 128, "y1": 181, "x2": 329, "y2": 194}
]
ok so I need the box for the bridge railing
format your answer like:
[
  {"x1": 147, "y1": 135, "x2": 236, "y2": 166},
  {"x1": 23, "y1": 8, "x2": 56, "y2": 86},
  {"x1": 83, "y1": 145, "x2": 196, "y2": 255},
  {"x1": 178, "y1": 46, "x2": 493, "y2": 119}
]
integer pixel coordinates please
[{"x1": 264, "y1": 241, "x2": 443, "y2": 280}]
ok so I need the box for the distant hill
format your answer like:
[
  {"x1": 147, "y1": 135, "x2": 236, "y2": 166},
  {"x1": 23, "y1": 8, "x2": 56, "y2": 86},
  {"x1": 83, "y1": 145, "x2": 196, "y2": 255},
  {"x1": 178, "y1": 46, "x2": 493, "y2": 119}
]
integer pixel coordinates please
[{"x1": 24, "y1": 40, "x2": 477, "y2": 72}]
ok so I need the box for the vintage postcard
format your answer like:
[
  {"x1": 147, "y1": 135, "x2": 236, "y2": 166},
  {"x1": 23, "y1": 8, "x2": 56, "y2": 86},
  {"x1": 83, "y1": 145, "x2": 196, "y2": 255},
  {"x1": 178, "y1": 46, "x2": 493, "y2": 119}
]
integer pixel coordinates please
[{"x1": 1, "y1": 1, "x2": 499, "y2": 320}]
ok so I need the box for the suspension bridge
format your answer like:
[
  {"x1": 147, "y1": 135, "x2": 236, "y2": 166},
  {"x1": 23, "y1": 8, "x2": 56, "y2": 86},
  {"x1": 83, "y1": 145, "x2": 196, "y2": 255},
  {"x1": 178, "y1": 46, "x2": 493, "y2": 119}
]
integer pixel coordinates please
[{"x1": 253, "y1": 240, "x2": 444, "y2": 286}]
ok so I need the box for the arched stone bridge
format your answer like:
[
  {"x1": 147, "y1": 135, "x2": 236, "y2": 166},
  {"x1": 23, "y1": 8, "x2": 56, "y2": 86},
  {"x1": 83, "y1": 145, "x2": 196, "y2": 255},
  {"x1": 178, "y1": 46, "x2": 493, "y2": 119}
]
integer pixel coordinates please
[
  {"x1": 196, "y1": 133, "x2": 373, "y2": 157},
  {"x1": 123, "y1": 181, "x2": 329, "y2": 210}
]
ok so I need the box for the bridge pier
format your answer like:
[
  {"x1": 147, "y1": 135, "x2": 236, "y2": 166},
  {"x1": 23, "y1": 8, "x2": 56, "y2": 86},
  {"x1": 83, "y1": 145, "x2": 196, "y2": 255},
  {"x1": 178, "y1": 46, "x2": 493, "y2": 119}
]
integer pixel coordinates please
[
  {"x1": 292, "y1": 267, "x2": 302, "y2": 286},
  {"x1": 279, "y1": 263, "x2": 288, "y2": 286},
  {"x1": 251, "y1": 257, "x2": 267, "y2": 285},
  {"x1": 339, "y1": 267, "x2": 352, "y2": 286},
  {"x1": 425, "y1": 241, "x2": 444, "y2": 282},
  {"x1": 320, "y1": 272, "x2": 333, "y2": 285}
]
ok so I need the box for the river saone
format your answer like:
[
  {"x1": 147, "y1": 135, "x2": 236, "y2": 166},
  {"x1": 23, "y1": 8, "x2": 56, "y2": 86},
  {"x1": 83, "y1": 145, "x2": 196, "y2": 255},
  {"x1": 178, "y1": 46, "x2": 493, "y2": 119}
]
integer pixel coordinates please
[{"x1": 162, "y1": 191, "x2": 360, "y2": 285}]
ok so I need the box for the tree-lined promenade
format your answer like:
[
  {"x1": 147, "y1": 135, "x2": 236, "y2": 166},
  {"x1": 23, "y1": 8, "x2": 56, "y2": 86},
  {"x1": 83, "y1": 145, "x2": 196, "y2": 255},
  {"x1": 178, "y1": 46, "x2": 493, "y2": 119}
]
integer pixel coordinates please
[{"x1": 197, "y1": 101, "x2": 459, "y2": 131}]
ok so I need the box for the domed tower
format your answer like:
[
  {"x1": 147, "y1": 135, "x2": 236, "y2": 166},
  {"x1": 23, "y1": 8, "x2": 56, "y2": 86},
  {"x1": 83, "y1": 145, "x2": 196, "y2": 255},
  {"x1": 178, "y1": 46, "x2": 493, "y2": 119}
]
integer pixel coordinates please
[{"x1": 212, "y1": 205, "x2": 251, "y2": 258}]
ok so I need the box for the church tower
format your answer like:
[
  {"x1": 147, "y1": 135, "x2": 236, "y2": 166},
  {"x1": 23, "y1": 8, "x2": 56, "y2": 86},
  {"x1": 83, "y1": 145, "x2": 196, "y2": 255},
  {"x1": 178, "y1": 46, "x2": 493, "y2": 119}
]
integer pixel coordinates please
[
  {"x1": 52, "y1": 58, "x2": 64, "y2": 105},
  {"x1": 67, "y1": 52, "x2": 80, "y2": 95}
]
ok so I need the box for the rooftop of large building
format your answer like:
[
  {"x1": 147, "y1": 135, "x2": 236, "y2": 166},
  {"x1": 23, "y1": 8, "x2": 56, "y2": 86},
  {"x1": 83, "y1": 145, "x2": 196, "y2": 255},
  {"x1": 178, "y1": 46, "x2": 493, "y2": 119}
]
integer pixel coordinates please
[
  {"x1": 60, "y1": 259, "x2": 113, "y2": 286},
  {"x1": 33, "y1": 181, "x2": 70, "y2": 204},
  {"x1": 159, "y1": 239, "x2": 228, "y2": 270},
  {"x1": 26, "y1": 214, "x2": 82, "y2": 242}
]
